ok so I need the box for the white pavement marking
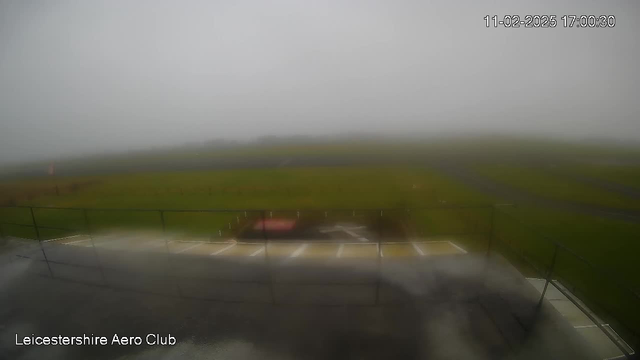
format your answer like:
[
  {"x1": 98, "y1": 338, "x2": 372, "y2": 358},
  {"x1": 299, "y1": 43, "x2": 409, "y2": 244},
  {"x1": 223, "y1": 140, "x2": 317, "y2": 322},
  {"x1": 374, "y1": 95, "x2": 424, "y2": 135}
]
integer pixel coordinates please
[
  {"x1": 149, "y1": 241, "x2": 169, "y2": 248},
  {"x1": 250, "y1": 247, "x2": 265, "y2": 257},
  {"x1": 573, "y1": 324, "x2": 609, "y2": 329},
  {"x1": 211, "y1": 243, "x2": 236, "y2": 256},
  {"x1": 136, "y1": 239, "x2": 163, "y2": 248},
  {"x1": 336, "y1": 244, "x2": 344, "y2": 258},
  {"x1": 290, "y1": 243, "x2": 308, "y2": 258},
  {"x1": 63, "y1": 238, "x2": 91, "y2": 245},
  {"x1": 176, "y1": 242, "x2": 204, "y2": 254},
  {"x1": 320, "y1": 225, "x2": 365, "y2": 233},
  {"x1": 321, "y1": 225, "x2": 368, "y2": 242},
  {"x1": 412, "y1": 242, "x2": 426, "y2": 256},
  {"x1": 343, "y1": 228, "x2": 360, "y2": 238},
  {"x1": 604, "y1": 355, "x2": 628, "y2": 360},
  {"x1": 447, "y1": 241, "x2": 468, "y2": 254},
  {"x1": 97, "y1": 235, "x2": 136, "y2": 247},
  {"x1": 44, "y1": 234, "x2": 84, "y2": 243}
]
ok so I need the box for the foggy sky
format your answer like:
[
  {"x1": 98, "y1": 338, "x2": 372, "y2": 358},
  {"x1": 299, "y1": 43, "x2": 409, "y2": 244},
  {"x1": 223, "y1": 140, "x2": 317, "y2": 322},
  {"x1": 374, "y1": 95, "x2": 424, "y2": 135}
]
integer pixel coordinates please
[{"x1": 1, "y1": 0, "x2": 639, "y2": 163}]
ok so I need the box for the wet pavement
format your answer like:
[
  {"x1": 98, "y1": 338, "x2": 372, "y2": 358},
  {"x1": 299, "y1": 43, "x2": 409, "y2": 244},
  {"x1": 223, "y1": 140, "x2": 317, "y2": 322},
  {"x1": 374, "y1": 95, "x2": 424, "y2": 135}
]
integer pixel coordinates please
[{"x1": 0, "y1": 238, "x2": 600, "y2": 360}]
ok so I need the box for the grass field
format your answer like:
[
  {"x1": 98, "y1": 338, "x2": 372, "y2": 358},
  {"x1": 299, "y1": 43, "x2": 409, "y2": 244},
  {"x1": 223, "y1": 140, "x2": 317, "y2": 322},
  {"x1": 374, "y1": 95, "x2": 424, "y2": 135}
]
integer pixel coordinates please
[
  {"x1": 0, "y1": 166, "x2": 492, "y2": 243},
  {"x1": 1, "y1": 139, "x2": 640, "y2": 346},
  {"x1": 473, "y1": 164, "x2": 640, "y2": 210},
  {"x1": 1, "y1": 167, "x2": 492, "y2": 209},
  {"x1": 566, "y1": 164, "x2": 640, "y2": 191}
]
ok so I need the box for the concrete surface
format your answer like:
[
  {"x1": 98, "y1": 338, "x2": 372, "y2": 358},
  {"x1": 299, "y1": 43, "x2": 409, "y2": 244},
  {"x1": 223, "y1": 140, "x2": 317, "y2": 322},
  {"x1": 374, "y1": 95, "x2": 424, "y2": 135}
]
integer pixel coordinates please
[
  {"x1": 0, "y1": 238, "x2": 600, "y2": 360},
  {"x1": 528, "y1": 278, "x2": 635, "y2": 359}
]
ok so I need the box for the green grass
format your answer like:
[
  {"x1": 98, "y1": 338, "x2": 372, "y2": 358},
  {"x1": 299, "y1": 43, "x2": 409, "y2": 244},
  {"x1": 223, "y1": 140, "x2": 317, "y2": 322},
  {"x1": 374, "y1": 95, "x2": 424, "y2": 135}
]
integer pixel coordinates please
[
  {"x1": 0, "y1": 167, "x2": 492, "y2": 239},
  {"x1": 10, "y1": 167, "x2": 490, "y2": 209},
  {"x1": 567, "y1": 164, "x2": 640, "y2": 190},
  {"x1": 473, "y1": 164, "x2": 640, "y2": 210},
  {"x1": 2, "y1": 160, "x2": 640, "y2": 343},
  {"x1": 494, "y1": 205, "x2": 640, "y2": 343}
]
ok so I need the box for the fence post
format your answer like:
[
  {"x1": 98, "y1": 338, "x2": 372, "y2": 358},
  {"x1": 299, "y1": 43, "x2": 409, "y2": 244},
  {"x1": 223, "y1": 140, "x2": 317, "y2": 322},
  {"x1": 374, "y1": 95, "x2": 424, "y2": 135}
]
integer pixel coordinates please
[
  {"x1": 375, "y1": 209, "x2": 382, "y2": 305},
  {"x1": 30, "y1": 207, "x2": 53, "y2": 277},
  {"x1": 83, "y1": 209, "x2": 107, "y2": 285},
  {"x1": 537, "y1": 243, "x2": 559, "y2": 308},
  {"x1": 487, "y1": 205, "x2": 495, "y2": 256},
  {"x1": 261, "y1": 210, "x2": 276, "y2": 304},
  {"x1": 159, "y1": 210, "x2": 182, "y2": 297},
  {"x1": 0, "y1": 222, "x2": 5, "y2": 247}
]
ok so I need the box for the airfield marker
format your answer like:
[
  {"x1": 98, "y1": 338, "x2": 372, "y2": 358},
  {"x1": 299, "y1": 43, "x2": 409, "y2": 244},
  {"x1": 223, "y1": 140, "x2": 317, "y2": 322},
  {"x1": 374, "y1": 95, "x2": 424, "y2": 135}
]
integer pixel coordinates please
[
  {"x1": 176, "y1": 242, "x2": 204, "y2": 254},
  {"x1": 412, "y1": 242, "x2": 426, "y2": 256},
  {"x1": 337, "y1": 244, "x2": 344, "y2": 258},
  {"x1": 43, "y1": 234, "x2": 84, "y2": 243},
  {"x1": 211, "y1": 243, "x2": 236, "y2": 256},
  {"x1": 448, "y1": 241, "x2": 468, "y2": 254},
  {"x1": 135, "y1": 239, "x2": 164, "y2": 249},
  {"x1": 148, "y1": 241, "x2": 168, "y2": 249},
  {"x1": 63, "y1": 238, "x2": 92, "y2": 245},
  {"x1": 574, "y1": 324, "x2": 608, "y2": 329},
  {"x1": 290, "y1": 243, "x2": 308, "y2": 258}
]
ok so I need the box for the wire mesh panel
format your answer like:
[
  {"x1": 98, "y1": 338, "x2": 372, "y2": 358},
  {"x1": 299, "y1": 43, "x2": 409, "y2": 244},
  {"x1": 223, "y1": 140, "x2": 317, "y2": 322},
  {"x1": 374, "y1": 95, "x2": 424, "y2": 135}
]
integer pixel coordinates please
[
  {"x1": 1, "y1": 203, "x2": 639, "y2": 348},
  {"x1": 162, "y1": 210, "x2": 249, "y2": 239},
  {"x1": 552, "y1": 246, "x2": 639, "y2": 357},
  {"x1": 407, "y1": 206, "x2": 492, "y2": 253},
  {"x1": 32, "y1": 207, "x2": 84, "y2": 239},
  {"x1": 0, "y1": 206, "x2": 37, "y2": 239},
  {"x1": 84, "y1": 209, "x2": 162, "y2": 232},
  {"x1": 492, "y1": 208, "x2": 558, "y2": 276}
]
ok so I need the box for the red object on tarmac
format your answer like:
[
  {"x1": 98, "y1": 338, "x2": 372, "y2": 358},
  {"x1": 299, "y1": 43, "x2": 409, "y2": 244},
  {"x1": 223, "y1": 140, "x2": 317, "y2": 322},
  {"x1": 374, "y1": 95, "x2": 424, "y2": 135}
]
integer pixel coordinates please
[{"x1": 253, "y1": 219, "x2": 296, "y2": 231}]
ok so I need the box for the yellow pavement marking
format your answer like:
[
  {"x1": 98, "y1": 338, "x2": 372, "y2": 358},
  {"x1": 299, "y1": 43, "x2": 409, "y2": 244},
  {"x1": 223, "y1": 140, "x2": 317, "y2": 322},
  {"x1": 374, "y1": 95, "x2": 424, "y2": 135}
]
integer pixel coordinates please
[
  {"x1": 218, "y1": 243, "x2": 264, "y2": 256},
  {"x1": 266, "y1": 243, "x2": 301, "y2": 257},
  {"x1": 381, "y1": 243, "x2": 418, "y2": 257},
  {"x1": 340, "y1": 244, "x2": 378, "y2": 258},
  {"x1": 417, "y1": 242, "x2": 465, "y2": 256},
  {"x1": 299, "y1": 243, "x2": 340, "y2": 259}
]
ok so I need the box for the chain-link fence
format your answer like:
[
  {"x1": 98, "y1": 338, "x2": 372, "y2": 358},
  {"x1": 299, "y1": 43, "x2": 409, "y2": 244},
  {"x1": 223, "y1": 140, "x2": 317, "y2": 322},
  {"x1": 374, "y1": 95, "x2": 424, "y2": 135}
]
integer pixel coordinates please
[{"x1": 1, "y1": 204, "x2": 637, "y2": 358}]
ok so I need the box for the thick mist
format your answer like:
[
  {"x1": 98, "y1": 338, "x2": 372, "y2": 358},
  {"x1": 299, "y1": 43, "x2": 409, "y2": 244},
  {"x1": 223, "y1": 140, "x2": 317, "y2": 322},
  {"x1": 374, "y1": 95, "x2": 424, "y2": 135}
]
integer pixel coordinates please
[{"x1": 1, "y1": 0, "x2": 639, "y2": 163}]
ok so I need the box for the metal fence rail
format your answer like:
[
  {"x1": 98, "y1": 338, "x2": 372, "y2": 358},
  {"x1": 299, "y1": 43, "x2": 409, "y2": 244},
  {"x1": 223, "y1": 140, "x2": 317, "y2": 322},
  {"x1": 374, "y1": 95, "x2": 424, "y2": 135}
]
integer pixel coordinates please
[{"x1": 0, "y1": 203, "x2": 638, "y2": 358}]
